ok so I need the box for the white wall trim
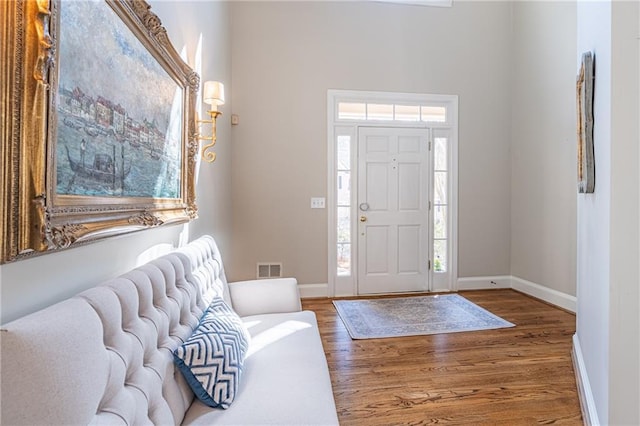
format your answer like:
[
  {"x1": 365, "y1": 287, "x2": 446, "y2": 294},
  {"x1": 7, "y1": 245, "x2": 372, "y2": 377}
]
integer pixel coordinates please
[
  {"x1": 456, "y1": 275, "x2": 576, "y2": 313},
  {"x1": 511, "y1": 276, "x2": 576, "y2": 313},
  {"x1": 457, "y1": 275, "x2": 512, "y2": 290},
  {"x1": 572, "y1": 334, "x2": 600, "y2": 426},
  {"x1": 308, "y1": 275, "x2": 576, "y2": 314},
  {"x1": 299, "y1": 283, "x2": 330, "y2": 299}
]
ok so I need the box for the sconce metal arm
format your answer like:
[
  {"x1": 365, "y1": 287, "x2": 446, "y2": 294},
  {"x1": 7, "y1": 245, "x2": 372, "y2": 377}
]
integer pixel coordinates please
[{"x1": 198, "y1": 110, "x2": 222, "y2": 163}]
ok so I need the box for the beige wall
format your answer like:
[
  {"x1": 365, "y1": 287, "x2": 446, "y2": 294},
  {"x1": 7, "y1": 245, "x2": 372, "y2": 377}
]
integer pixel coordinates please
[
  {"x1": 151, "y1": 1, "x2": 234, "y2": 261},
  {"x1": 509, "y1": 1, "x2": 577, "y2": 296},
  {"x1": 229, "y1": 1, "x2": 513, "y2": 284},
  {"x1": 0, "y1": 1, "x2": 232, "y2": 325}
]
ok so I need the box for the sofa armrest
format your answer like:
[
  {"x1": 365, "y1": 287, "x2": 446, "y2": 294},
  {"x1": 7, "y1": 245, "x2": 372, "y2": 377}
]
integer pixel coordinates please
[{"x1": 229, "y1": 277, "x2": 302, "y2": 317}]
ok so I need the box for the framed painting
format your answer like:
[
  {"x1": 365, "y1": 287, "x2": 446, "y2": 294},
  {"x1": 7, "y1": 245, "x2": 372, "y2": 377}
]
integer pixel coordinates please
[
  {"x1": 1, "y1": 0, "x2": 199, "y2": 263},
  {"x1": 576, "y1": 51, "x2": 595, "y2": 194}
]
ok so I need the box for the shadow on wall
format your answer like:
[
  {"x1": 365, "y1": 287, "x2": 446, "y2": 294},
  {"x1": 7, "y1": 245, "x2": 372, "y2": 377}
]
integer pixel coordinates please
[{"x1": 135, "y1": 223, "x2": 192, "y2": 267}]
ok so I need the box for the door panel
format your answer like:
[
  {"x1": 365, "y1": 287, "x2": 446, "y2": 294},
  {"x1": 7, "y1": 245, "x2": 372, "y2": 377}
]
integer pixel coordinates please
[
  {"x1": 398, "y1": 225, "x2": 420, "y2": 273},
  {"x1": 366, "y1": 163, "x2": 389, "y2": 211},
  {"x1": 398, "y1": 135, "x2": 421, "y2": 153},
  {"x1": 357, "y1": 127, "x2": 429, "y2": 294},
  {"x1": 365, "y1": 226, "x2": 389, "y2": 274},
  {"x1": 366, "y1": 135, "x2": 390, "y2": 153},
  {"x1": 398, "y1": 163, "x2": 420, "y2": 211}
]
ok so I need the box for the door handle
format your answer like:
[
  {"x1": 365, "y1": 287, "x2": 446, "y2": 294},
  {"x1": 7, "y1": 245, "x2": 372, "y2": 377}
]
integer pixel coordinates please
[{"x1": 360, "y1": 216, "x2": 367, "y2": 222}]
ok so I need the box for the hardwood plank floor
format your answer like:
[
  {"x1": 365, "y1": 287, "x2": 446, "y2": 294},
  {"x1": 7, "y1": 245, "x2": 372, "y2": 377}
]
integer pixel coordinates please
[{"x1": 302, "y1": 289, "x2": 582, "y2": 425}]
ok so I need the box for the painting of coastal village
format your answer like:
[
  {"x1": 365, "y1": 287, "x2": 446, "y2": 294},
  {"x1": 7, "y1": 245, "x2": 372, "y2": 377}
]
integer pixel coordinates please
[{"x1": 55, "y1": 0, "x2": 183, "y2": 199}]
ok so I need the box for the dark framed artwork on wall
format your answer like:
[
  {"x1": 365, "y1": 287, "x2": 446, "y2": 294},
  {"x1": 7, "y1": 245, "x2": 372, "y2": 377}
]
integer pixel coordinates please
[
  {"x1": 1, "y1": 0, "x2": 199, "y2": 263},
  {"x1": 576, "y1": 51, "x2": 595, "y2": 194}
]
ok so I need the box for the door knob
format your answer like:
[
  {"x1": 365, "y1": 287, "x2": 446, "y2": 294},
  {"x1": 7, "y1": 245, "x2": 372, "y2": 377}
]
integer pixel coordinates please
[{"x1": 360, "y1": 216, "x2": 367, "y2": 222}]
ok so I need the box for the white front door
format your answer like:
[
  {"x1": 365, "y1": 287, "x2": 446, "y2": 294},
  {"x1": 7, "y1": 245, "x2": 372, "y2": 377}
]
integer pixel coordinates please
[{"x1": 357, "y1": 127, "x2": 430, "y2": 294}]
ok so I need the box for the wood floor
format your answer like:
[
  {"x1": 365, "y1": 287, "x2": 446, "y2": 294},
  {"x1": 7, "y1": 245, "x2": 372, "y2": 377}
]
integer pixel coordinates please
[{"x1": 302, "y1": 289, "x2": 583, "y2": 425}]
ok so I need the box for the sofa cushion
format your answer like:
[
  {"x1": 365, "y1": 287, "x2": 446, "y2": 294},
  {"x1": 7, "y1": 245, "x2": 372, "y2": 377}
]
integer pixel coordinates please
[
  {"x1": 181, "y1": 310, "x2": 339, "y2": 425},
  {"x1": 174, "y1": 298, "x2": 250, "y2": 409}
]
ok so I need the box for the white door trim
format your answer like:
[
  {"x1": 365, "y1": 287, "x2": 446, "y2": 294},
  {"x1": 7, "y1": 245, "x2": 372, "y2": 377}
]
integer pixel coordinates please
[{"x1": 327, "y1": 89, "x2": 458, "y2": 297}]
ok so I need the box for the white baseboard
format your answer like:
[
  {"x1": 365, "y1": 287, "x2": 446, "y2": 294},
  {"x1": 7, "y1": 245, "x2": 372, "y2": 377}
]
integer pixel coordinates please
[
  {"x1": 572, "y1": 334, "x2": 600, "y2": 426},
  {"x1": 456, "y1": 275, "x2": 576, "y2": 313},
  {"x1": 457, "y1": 275, "x2": 511, "y2": 290},
  {"x1": 302, "y1": 277, "x2": 576, "y2": 314},
  {"x1": 511, "y1": 276, "x2": 576, "y2": 313},
  {"x1": 299, "y1": 283, "x2": 329, "y2": 298}
]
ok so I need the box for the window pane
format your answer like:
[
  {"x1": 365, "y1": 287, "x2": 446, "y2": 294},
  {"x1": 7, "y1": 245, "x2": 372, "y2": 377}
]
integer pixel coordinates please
[
  {"x1": 337, "y1": 135, "x2": 351, "y2": 170},
  {"x1": 337, "y1": 243, "x2": 351, "y2": 276},
  {"x1": 338, "y1": 103, "x2": 366, "y2": 120},
  {"x1": 395, "y1": 105, "x2": 420, "y2": 122},
  {"x1": 337, "y1": 171, "x2": 351, "y2": 206},
  {"x1": 434, "y1": 171, "x2": 447, "y2": 204},
  {"x1": 434, "y1": 240, "x2": 447, "y2": 272},
  {"x1": 434, "y1": 205, "x2": 447, "y2": 239},
  {"x1": 337, "y1": 206, "x2": 350, "y2": 243},
  {"x1": 367, "y1": 104, "x2": 394, "y2": 121},
  {"x1": 434, "y1": 137, "x2": 447, "y2": 171},
  {"x1": 421, "y1": 106, "x2": 446, "y2": 122}
]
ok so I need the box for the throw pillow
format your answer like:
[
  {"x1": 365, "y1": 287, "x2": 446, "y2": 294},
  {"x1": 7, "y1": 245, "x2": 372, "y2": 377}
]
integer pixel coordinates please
[{"x1": 173, "y1": 298, "x2": 250, "y2": 409}]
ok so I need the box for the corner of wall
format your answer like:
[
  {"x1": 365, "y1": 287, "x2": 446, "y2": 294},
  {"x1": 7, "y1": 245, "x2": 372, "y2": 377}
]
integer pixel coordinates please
[
  {"x1": 456, "y1": 275, "x2": 576, "y2": 313},
  {"x1": 511, "y1": 276, "x2": 576, "y2": 313}
]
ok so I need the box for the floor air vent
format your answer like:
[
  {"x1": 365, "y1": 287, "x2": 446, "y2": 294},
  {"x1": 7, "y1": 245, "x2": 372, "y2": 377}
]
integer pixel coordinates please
[{"x1": 257, "y1": 263, "x2": 282, "y2": 279}]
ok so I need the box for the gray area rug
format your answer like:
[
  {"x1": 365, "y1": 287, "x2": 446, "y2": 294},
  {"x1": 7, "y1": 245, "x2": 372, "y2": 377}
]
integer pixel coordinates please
[{"x1": 333, "y1": 294, "x2": 515, "y2": 339}]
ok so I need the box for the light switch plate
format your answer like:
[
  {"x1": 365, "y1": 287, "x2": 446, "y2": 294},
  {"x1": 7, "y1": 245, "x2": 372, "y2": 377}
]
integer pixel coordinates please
[{"x1": 311, "y1": 197, "x2": 326, "y2": 209}]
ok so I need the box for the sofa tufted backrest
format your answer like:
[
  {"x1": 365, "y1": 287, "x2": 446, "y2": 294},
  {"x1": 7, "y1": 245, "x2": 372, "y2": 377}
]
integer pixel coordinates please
[
  {"x1": 0, "y1": 236, "x2": 229, "y2": 425},
  {"x1": 174, "y1": 234, "x2": 232, "y2": 307}
]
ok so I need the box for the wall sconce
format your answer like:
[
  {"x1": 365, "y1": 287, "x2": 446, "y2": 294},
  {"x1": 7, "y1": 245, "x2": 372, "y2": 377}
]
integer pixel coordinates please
[{"x1": 198, "y1": 80, "x2": 225, "y2": 163}]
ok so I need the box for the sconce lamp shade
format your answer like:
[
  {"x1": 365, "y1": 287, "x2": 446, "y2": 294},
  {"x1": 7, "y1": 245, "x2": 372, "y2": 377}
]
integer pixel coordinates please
[{"x1": 203, "y1": 81, "x2": 225, "y2": 106}]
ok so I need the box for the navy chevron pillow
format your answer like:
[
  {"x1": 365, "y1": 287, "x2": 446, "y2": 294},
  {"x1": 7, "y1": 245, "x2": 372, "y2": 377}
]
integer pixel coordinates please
[{"x1": 173, "y1": 298, "x2": 250, "y2": 409}]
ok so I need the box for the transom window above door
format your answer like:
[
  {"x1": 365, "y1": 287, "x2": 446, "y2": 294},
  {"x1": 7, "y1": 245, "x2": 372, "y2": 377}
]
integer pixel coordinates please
[{"x1": 337, "y1": 102, "x2": 447, "y2": 123}]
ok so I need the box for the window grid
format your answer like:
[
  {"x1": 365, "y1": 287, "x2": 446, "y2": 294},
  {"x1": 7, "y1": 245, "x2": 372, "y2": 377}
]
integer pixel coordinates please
[
  {"x1": 433, "y1": 137, "x2": 448, "y2": 273},
  {"x1": 337, "y1": 135, "x2": 351, "y2": 276},
  {"x1": 337, "y1": 102, "x2": 446, "y2": 123}
]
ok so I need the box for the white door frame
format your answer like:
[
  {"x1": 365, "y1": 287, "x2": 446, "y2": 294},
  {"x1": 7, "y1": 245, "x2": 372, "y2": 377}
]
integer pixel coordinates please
[{"x1": 327, "y1": 89, "x2": 458, "y2": 297}]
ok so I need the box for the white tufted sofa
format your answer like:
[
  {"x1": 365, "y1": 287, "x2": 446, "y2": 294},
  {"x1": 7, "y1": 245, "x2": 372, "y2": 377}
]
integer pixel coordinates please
[{"x1": 0, "y1": 235, "x2": 339, "y2": 425}]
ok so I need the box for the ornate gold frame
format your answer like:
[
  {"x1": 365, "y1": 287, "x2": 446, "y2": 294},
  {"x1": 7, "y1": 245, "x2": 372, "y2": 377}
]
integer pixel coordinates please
[{"x1": 1, "y1": 0, "x2": 199, "y2": 263}]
